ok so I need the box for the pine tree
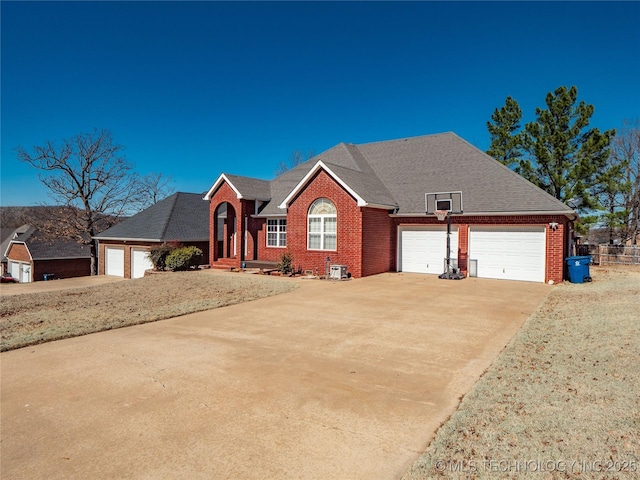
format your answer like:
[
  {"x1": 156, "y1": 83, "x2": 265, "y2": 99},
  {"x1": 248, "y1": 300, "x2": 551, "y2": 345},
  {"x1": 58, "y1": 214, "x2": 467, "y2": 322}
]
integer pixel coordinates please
[
  {"x1": 486, "y1": 96, "x2": 524, "y2": 168},
  {"x1": 518, "y1": 86, "x2": 614, "y2": 208},
  {"x1": 593, "y1": 152, "x2": 630, "y2": 244}
]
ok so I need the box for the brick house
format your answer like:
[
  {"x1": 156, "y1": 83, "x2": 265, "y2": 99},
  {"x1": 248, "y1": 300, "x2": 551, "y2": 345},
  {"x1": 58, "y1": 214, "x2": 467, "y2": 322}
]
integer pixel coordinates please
[
  {"x1": 204, "y1": 132, "x2": 576, "y2": 283},
  {"x1": 4, "y1": 226, "x2": 91, "y2": 282},
  {"x1": 94, "y1": 192, "x2": 209, "y2": 279}
]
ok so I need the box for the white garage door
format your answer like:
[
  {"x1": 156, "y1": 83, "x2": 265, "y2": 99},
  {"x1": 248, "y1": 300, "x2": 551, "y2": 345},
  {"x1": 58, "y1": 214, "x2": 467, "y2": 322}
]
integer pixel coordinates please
[
  {"x1": 9, "y1": 261, "x2": 31, "y2": 283},
  {"x1": 469, "y1": 226, "x2": 546, "y2": 283},
  {"x1": 9, "y1": 261, "x2": 20, "y2": 279},
  {"x1": 399, "y1": 226, "x2": 459, "y2": 275},
  {"x1": 131, "y1": 248, "x2": 153, "y2": 279},
  {"x1": 105, "y1": 247, "x2": 125, "y2": 277}
]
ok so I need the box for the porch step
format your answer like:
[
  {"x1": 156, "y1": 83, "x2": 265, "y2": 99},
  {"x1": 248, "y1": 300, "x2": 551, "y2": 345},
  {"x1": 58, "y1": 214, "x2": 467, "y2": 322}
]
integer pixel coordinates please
[{"x1": 211, "y1": 258, "x2": 239, "y2": 268}]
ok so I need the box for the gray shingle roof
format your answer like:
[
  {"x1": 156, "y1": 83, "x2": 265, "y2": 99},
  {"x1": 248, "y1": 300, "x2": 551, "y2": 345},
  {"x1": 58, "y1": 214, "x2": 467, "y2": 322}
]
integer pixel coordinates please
[
  {"x1": 93, "y1": 192, "x2": 209, "y2": 242},
  {"x1": 223, "y1": 174, "x2": 271, "y2": 200},
  {"x1": 358, "y1": 132, "x2": 574, "y2": 215},
  {"x1": 209, "y1": 132, "x2": 574, "y2": 217},
  {"x1": 11, "y1": 227, "x2": 91, "y2": 260}
]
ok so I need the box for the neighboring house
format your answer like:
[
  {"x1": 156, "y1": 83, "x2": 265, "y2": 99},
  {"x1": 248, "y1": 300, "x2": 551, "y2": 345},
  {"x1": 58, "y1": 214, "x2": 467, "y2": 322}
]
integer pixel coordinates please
[
  {"x1": 93, "y1": 192, "x2": 210, "y2": 278},
  {"x1": 4, "y1": 226, "x2": 91, "y2": 282},
  {"x1": 1, "y1": 225, "x2": 31, "y2": 275},
  {"x1": 204, "y1": 132, "x2": 576, "y2": 283}
]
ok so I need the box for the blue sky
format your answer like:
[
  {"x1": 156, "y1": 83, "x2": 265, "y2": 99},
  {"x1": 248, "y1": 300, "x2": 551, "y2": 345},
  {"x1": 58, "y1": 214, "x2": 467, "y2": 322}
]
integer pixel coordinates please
[{"x1": 2, "y1": 1, "x2": 639, "y2": 207}]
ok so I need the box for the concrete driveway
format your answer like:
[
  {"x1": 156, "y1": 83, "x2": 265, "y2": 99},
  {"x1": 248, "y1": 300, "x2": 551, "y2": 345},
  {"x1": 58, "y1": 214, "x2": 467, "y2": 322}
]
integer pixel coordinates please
[{"x1": 1, "y1": 273, "x2": 550, "y2": 479}]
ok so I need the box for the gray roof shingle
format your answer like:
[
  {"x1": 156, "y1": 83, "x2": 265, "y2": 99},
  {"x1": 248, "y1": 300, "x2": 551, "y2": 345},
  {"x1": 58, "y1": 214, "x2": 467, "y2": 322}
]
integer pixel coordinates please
[
  {"x1": 94, "y1": 192, "x2": 209, "y2": 242},
  {"x1": 223, "y1": 174, "x2": 271, "y2": 200},
  {"x1": 209, "y1": 132, "x2": 574, "y2": 217},
  {"x1": 358, "y1": 132, "x2": 573, "y2": 214},
  {"x1": 12, "y1": 226, "x2": 91, "y2": 260}
]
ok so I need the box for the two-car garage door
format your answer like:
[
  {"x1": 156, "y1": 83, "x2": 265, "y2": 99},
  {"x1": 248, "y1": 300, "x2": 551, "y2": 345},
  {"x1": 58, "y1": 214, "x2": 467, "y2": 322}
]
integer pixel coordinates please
[
  {"x1": 399, "y1": 225, "x2": 547, "y2": 282},
  {"x1": 468, "y1": 226, "x2": 546, "y2": 283}
]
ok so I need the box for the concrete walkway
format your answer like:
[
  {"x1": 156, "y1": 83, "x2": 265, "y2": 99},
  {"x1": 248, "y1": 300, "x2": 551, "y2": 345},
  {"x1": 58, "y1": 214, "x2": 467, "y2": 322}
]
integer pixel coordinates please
[{"x1": 1, "y1": 273, "x2": 551, "y2": 479}]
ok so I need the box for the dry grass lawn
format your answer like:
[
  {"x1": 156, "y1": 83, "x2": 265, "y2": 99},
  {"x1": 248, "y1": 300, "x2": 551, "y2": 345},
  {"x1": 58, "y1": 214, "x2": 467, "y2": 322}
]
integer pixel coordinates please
[
  {"x1": 403, "y1": 265, "x2": 640, "y2": 479},
  {"x1": 0, "y1": 271, "x2": 297, "y2": 352}
]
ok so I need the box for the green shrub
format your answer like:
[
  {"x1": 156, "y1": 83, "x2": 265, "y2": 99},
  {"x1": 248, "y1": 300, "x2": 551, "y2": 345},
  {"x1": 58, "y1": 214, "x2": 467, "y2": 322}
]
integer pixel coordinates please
[
  {"x1": 277, "y1": 251, "x2": 294, "y2": 274},
  {"x1": 149, "y1": 243, "x2": 175, "y2": 271},
  {"x1": 166, "y1": 246, "x2": 203, "y2": 271}
]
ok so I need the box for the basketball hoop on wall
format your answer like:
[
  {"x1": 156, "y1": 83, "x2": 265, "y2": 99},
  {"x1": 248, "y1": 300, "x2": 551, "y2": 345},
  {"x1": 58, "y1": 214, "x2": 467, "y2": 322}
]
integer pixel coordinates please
[
  {"x1": 434, "y1": 210, "x2": 448, "y2": 222},
  {"x1": 425, "y1": 191, "x2": 465, "y2": 280}
]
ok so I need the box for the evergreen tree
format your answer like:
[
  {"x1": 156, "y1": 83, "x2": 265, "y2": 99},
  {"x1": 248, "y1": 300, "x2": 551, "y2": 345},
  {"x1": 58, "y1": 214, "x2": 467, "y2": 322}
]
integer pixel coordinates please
[
  {"x1": 518, "y1": 86, "x2": 614, "y2": 208},
  {"x1": 593, "y1": 151, "x2": 630, "y2": 244},
  {"x1": 486, "y1": 96, "x2": 524, "y2": 168}
]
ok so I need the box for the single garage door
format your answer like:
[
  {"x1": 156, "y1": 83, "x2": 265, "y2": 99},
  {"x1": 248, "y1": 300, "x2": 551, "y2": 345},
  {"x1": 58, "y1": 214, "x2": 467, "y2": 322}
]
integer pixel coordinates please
[
  {"x1": 469, "y1": 226, "x2": 546, "y2": 283},
  {"x1": 131, "y1": 248, "x2": 153, "y2": 279},
  {"x1": 105, "y1": 247, "x2": 125, "y2": 277},
  {"x1": 399, "y1": 226, "x2": 459, "y2": 275}
]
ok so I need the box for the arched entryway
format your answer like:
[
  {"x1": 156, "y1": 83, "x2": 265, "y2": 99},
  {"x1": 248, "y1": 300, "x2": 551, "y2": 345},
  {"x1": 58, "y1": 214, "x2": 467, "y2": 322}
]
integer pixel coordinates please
[{"x1": 214, "y1": 202, "x2": 237, "y2": 260}]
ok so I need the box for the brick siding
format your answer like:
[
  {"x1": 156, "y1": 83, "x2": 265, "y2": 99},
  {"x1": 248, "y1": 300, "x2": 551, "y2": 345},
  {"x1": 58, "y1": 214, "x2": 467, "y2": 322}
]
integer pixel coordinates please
[{"x1": 208, "y1": 173, "x2": 570, "y2": 283}]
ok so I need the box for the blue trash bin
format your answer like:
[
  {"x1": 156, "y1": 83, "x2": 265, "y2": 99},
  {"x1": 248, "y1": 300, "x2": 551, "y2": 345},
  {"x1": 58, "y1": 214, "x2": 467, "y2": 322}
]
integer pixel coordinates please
[{"x1": 565, "y1": 256, "x2": 591, "y2": 283}]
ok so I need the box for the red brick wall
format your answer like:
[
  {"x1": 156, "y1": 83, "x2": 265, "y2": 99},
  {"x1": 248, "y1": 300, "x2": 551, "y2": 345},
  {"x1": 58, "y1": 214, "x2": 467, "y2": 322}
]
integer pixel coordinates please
[
  {"x1": 6, "y1": 243, "x2": 31, "y2": 262},
  {"x1": 208, "y1": 182, "x2": 244, "y2": 268},
  {"x1": 361, "y1": 207, "x2": 395, "y2": 276},
  {"x1": 282, "y1": 170, "x2": 364, "y2": 277},
  {"x1": 34, "y1": 258, "x2": 91, "y2": 281}
]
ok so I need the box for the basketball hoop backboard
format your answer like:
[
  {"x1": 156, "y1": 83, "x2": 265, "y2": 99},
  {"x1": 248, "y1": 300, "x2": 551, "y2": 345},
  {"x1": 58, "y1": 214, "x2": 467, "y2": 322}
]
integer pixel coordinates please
[{"x1": 425, "y1": 191, "x2": 463, "y2": 215}]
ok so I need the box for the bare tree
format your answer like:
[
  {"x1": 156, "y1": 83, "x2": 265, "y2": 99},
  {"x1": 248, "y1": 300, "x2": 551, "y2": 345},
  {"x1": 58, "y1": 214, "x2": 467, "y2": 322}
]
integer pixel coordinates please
[
  {"x1": 611, "y1": 119, "x2": 640, "y2": 244},
  {"x1": 17, "y1": 129, "x2": 142, "y2": 274},
  {"x1": 135, "y1": 172, "x2": 175, "y2": 209},
  {"x1": 275, "y1": 149, "x2": 315, "y2": 176}
]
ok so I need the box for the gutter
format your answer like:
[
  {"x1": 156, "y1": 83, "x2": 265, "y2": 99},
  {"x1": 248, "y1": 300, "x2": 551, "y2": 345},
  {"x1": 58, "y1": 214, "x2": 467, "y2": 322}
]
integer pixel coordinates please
[
  {"x1": 390, "y1": 210, "x2": 577, "y2": 219},
  {"x1": 92, "y1": 237, "x2": 210, "y2": 242}
]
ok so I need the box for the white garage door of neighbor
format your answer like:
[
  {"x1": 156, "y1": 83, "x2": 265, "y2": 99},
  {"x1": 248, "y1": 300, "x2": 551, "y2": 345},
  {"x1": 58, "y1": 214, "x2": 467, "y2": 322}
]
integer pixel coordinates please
[
  {"x1": 105, "y1": 247, "x2": 125, "y2": 277},
  {"x1": 399, "y1": 226, "x2": 459, "y2": 275},
  {"x1": 131, "y1": 249, "x2": 153, "y2": 279},
  {"x1": 9, "y1": 261, "x2": 31, "y2": 283},
  {"x1": 9, "y1": 261, "x2": 20, "y2": 279},
  {"x1": 469, "y1": 226, "x2": 546, "y2": 283}
]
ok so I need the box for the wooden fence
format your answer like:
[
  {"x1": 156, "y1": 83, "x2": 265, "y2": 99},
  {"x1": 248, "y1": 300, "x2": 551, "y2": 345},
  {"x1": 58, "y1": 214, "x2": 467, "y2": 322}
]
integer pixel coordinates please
[{"x1": 578, "y1": 244, "x2": 640, "y2": 265}]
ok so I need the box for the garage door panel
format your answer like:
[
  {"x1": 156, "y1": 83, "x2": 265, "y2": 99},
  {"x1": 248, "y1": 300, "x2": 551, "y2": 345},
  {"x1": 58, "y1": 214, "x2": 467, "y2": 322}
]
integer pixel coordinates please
[
  {"x1": 400, "y1": 227, "x2": 458, "y2": 275},
  {"x1": 469, "y1": 227, "x2": 545, "y2": 282},
  {"x1": 105, "y1": 247, "x2": 125, "y2": 277},
  {"x1": 131, "y1": 249, "x2": 153, "y2": 279}
]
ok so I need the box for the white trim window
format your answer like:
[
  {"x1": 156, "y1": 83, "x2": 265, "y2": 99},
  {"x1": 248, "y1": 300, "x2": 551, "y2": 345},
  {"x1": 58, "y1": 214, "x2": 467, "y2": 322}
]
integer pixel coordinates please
[
  {"x1": 267, "y1": 219, "x2": 287, "y2": 247},
  {"x1": 308, "y1": 198, "x2": 337, "y2": 250}
]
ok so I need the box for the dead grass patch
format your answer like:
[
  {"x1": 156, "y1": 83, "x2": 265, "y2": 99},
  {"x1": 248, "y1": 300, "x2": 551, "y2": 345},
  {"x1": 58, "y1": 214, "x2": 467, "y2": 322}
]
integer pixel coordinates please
[
  {"x1": 403, "y1": 265, "x2": 640, "y2": 479},
  {"x1": 0, "y1": 271, "x2": 297, "y2": 351}
]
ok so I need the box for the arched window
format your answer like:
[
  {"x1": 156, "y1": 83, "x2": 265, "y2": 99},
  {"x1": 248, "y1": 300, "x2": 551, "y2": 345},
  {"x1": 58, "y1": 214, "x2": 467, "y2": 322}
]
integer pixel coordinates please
[{"x1": 308, "y1": 198, "x2": 337, "y2": 250}]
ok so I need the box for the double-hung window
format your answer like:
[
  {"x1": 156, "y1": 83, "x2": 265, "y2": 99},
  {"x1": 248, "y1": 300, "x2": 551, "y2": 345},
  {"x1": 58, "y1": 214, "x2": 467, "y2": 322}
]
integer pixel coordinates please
[
  {"x1": 308, "y1": 198, "x2": 337, "y2": 250},
  {"x1": 267, "y1": 219, "x2": 286, "y2": 247}
]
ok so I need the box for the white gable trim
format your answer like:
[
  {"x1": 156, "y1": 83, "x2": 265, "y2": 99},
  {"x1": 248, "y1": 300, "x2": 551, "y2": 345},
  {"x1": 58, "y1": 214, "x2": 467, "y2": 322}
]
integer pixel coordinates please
[
  {"x1": 278, "y1": 161, "x2": 367, "y2": 209},
  {"x1": 204, "y1": 174, "x2": 243, "y2": 201}
]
